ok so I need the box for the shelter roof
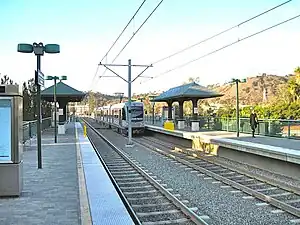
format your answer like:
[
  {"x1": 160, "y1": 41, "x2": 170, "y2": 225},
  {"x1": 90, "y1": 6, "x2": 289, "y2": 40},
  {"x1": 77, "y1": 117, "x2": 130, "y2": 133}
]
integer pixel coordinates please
[
  {"x1": 41, "y1": 81, "x2": 85, "y2": 102},
  {"x1": 152, "y1": 82, "x2": 223, "y2": 102}
]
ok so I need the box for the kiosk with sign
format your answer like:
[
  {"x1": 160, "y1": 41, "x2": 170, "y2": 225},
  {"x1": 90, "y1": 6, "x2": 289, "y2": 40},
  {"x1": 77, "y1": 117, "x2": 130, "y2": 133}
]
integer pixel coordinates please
[{"x1": 0, "y1": 85, "x2": 23, "y2": 196}]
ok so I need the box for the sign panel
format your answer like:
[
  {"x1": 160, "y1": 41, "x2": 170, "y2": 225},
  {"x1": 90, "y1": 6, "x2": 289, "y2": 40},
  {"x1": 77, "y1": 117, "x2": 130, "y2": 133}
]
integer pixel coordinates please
[
  {"x1": 0, "y1": 99, "x2": 11, "y2": 162},
  {"x1": 58, "y1": 109, "x2": 63, "y2": 116},
  {"x1": 194, "y1": 107, "x2": 198, "y2": 114},
  {"x1": 35, "y1": 70, "x2": 44, "y2": 86}
]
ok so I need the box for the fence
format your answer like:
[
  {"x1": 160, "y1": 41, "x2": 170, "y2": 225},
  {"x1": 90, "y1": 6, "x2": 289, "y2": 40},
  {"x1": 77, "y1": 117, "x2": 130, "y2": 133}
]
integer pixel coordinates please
[
  {"x1": 144, "y1": 115, "x2": 300, "y2": 140},
  {"x1": 23, "y1": 117, "x2": 52, "y2": 143}
]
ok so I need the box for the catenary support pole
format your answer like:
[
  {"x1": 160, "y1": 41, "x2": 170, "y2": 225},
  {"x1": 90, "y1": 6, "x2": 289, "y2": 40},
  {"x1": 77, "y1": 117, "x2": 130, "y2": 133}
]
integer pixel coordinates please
[
  {"x1": 98, "y1": 59, "x2": 152, "y2": 148},
  {"x1": 127, "y1": 59, "x2": 133, "y2": 146}
]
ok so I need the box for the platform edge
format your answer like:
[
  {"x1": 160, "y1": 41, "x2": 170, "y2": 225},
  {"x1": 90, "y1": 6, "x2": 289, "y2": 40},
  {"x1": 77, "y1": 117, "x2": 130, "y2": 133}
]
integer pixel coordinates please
[{"x1": 75, "y1": 123, "x2": 93, "y2": 225}]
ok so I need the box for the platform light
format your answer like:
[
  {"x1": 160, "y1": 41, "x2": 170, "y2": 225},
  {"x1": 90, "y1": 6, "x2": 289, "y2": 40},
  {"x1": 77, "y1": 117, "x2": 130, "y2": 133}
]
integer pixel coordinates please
[
  {"x1": 148, "y1": 95, "x2": 158, "y2": 125},
  {"x1": 44, "y1": 44, "x2": 60, "y2": 54},
  {"x1": 230, "y1": 78, "x2": 247, "y2": 137},
  {"x1": 17, "y1": 42, "x2": 60, "y2": 169},
  {"x1": 17, "y1": 44, "x2": 33, "y2": 53},
  {"x1": 45, "y1": 75, "x2": 67, "y2": 144}
]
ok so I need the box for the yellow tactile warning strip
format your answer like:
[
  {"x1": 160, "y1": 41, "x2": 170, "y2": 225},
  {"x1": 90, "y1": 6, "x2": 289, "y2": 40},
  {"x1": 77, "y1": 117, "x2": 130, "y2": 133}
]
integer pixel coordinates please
[{"x1": 75, "y1": 124, "x2": 92, "y2": 225}]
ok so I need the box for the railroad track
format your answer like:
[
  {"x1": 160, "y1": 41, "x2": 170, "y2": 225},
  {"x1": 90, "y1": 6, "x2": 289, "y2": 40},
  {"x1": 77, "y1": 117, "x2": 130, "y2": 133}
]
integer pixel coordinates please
[
  {"x1": 134, "y1": 135, "x2": 300, "y2": 220},
  {"x1": 83, "y1": 119, "x2": 208, "y2": 225}
]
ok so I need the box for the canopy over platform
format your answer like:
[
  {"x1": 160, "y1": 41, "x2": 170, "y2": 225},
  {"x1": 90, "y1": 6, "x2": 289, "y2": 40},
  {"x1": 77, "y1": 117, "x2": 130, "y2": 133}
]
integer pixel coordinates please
[
  {"x1": 152, "y1": 82, "x2": 223, "y2": 102},
  {"x1": 41, "y1": 81, "x2": 85, "y2": 102},
  {"x1": 151, "y1": 82, "x2": 224, "y2": 124},
  {"x1": 41, "y1": 82, "x2": 85, "y2": 123}
]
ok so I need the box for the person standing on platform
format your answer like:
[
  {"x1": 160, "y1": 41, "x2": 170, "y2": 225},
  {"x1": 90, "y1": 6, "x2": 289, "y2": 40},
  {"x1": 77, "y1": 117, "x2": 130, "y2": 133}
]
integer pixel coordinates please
[{"x1": 250, "y1": 109, "x2": 258, "y2": 137}]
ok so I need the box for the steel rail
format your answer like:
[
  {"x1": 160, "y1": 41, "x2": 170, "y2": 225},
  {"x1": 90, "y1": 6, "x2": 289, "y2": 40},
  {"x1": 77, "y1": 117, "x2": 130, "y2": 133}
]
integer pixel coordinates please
[
  {"x1": 83, "y1": 118, "x2": 208, "y2": 225},
  {"x1": 87, "y1": 134, "x2": 142, "y2": 225},
  {"x1": 143, "y1": 136, "x2": 300, "y2": 196},
  {"x1": 134, "y1": 137, "x2": 300, "y2": 218}
]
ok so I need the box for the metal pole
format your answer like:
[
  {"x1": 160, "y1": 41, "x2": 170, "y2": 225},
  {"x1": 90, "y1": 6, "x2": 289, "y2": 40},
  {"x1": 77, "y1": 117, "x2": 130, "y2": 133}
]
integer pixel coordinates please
[
  {"x1": 127, "y1": 59, "x2": 133, "y2": 146},
  {"x1": 152, "y1": 103, "x2": 155, "y2": 125},
  {"x1": 236, "y1": 80, "x2": 240, "y2": 137},
  {"x1": 54, "y1": 78, "x2": 57, "y2": 143},
  {"x1": 37, "y1": 55, "x2": 42, "y2": 169}
]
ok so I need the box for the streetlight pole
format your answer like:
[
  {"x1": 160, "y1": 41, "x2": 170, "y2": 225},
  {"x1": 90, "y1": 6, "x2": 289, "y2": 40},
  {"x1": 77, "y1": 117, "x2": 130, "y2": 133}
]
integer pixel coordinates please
[
  {"x1": 46, "y1": 75, "x2": 67, "y2": 143},
  {"x1": 231, "y1": 78, "x2": 246, "y2": 137},
  {"x1": 235, "y1": 79, "x2": 240, "y2": 137},
  {"x1": 99, "y1": 59, "x2": 152, "y2": 147},
  {"x1": 152, "y1": 102, "x2": 155, "y2": 125},
  {"x1": 114, "y1": 92, "x2": 124, "y2": 103},
  {"x1": 149, "y1": 95, "x2": 157, "y2": 125},
  {"x1": 18, "y1": 42, "x2": 60, "y2": 169},
  {"x1": 54, "y1": 78, "x2": 57, "y2": 143},
  {"x1": 36, "y1": 54, "x2": 42, "y2": 168}
]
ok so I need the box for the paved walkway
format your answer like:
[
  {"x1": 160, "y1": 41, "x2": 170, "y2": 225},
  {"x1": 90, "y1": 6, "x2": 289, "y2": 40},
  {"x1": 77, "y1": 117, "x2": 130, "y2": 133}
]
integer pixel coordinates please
[
  {"x1": 146, "y1": 124, "x2": 300, "y2": 150},
  {"x1": 0, "y1": 123, "x2": 81, "y2": 225}
]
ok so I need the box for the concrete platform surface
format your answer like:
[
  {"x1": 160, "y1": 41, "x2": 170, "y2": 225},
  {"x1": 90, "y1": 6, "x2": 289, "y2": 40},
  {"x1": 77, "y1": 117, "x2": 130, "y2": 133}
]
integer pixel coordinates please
[
  {"x1": 146, "y1": 124, "x2": 300, "y2": 150},
  {"x1": 146, "y1": 124, "x2": 300, "y2": 165},
  {"x1": 0, "y1": 123, "x2": 81, "y2": 225},
  {"x1": 75, "y1": 122, "x2": 135, "y2": 225}
]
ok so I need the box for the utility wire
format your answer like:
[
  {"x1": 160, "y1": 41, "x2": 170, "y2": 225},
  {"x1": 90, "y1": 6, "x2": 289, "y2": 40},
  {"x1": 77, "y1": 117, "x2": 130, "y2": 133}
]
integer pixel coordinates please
[
  {"x1": 98, "y1": 0, "x2": 164, "y2": 89},
  {"x1": 110, "y1": 0, "x2": 165, "y2": 64},
  {"x1": 98, "y1": 0, "x2": 164, "y2": 83},
  {"x1": 100, "y1": 0, "x2": 147, "y2": 63},
  {"x1": 145, "y1": 14, "x2": 300, "y2": 82},
  {"x1": 89, "y1": 0, "x2": 147, "y2": 90},
  {"x1": 151, "y1": 0, "x2": 292, "y2": 65}
]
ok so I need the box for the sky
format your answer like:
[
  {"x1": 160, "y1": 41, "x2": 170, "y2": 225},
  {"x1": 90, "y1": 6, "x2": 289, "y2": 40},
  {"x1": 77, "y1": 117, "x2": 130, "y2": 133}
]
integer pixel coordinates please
[{"x1": 0, "y1": 0, "x2": 300, "y2": 96}]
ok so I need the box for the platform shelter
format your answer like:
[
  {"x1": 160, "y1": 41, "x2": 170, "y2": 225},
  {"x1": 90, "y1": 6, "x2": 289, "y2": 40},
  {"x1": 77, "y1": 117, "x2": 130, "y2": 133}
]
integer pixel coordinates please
[
  {"x1": 41, "y1": 81, "x2": 85, "y2": 123},
  {"x1": 151, "y1": 82, "x2": 223, "y2": 130}
]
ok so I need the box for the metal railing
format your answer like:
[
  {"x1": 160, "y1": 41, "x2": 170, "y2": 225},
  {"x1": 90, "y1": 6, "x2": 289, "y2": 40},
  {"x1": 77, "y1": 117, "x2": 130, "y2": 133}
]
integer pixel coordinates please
[
  {"x1": 144, "y1": 115, "x2": 300, "y2": 140},
  {"x1": 22, "y1": 117, "x2": 52, "y2": 143}
]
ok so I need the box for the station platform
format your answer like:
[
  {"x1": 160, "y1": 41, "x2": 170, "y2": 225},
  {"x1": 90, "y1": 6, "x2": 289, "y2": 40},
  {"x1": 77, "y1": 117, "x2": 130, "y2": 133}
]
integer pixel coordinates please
[
  {"x1": 145, "y1": 124, "x2": 300, "y2": 179},
  {"x1": 75, "y1": 122, "x2": 135, "y2": 225},
  {"x1": 0, "y1": 122, "x2": 134, "y2": 225}
]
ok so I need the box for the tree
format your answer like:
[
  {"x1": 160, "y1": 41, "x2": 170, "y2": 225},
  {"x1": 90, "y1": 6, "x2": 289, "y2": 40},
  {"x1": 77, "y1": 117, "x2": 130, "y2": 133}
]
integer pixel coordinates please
[
  {"x1": 88, "y1": 91, "x2": 96, "y2": 115},
  {"x1": 22, "y1": 81, "x2": 32, "y2": 121},
  {"x1": 0, "y1": 74, "x2": 14, "y2": 85},
  {"x1": 295, "y1": 67, "x2": 300, "y2": 83},
  {"x1": 184, "y1": 77, "x2": 200, "y2": 84}
]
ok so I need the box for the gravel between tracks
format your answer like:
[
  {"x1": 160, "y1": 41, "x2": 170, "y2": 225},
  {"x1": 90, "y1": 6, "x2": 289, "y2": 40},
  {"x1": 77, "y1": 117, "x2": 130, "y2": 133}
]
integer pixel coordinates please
[
  {"x1": 206, "y1": 154, "x2": 300, "y2": 189},
  {"x1": 91, "y1": 124, "x2": 299, "y2": 225},
  {"x1": 149, "y1": 134, "x2": 300, "y2": 190}
]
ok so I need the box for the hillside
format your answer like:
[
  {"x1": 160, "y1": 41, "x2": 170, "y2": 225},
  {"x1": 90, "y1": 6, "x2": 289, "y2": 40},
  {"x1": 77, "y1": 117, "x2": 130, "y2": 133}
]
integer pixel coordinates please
[
  {"x1": 206, "y1": 74, "x2": 292, "y2": 105},
  {"x1": 85, "y1": 74, "x2": 292, "y2": 107}
]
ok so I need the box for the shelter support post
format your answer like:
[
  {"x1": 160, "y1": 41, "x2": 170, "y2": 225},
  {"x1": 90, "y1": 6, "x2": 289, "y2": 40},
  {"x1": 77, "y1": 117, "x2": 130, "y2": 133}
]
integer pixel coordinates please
[
  {"x1": 163, "y1": 101, "x2": 175, "y2": 131},
  {"x1": 191, "y1": 99, "x2": 199, "y2": 131},
  {"x1": 167, "y1": 101, "x2": 173, "y2": 120},
  {"x1": 178, "y1": 100, "x2": 184, "y2": 119},
  {"x1": 177, "y1": 100, "x2": 185, "y2": 130}
]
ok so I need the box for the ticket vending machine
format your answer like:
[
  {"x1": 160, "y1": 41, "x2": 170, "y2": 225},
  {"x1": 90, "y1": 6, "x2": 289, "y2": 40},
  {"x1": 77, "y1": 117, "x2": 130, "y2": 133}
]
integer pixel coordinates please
[{"x1": 0, "y1": 85, "x2": 23, "y2": 196}]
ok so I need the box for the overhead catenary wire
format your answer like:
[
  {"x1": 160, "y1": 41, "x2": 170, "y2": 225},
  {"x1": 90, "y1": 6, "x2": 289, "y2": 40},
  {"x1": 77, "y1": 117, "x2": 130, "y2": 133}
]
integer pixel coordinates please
[
  {"x1": 99, "y1": 0, "x2": 147, "y2": 63},
  {"x1": 89, "y1": 0, "x2": 147, "y2": 90},
  {"x1": 145, "y1": 14, "x2": 300, "y2": 82},
  {"x1": 98, "y1": 0, "x2": 164, "y2": 85},
  {"x1": 110, "y1": 0, "x2": 165, "y2": 64},
  {"x1": 151, "y1": 0, "x2": 293, "y2": 65}
]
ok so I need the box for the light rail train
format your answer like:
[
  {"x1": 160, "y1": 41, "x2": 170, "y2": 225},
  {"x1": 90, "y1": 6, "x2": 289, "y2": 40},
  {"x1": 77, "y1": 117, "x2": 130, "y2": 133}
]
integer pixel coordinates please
[{"x1": 97, "y1": 101, "x2": 145, "y2": 135}]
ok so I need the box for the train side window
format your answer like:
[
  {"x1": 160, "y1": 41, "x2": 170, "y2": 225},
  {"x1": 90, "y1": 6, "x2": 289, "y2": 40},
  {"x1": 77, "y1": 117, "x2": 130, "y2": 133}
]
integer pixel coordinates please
[{"x1": 122, "y1": 107, "x2": 126, "y2": 120}]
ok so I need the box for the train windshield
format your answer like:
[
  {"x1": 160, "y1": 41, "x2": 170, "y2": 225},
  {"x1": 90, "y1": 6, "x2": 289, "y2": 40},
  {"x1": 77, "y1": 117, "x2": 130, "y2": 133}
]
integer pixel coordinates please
[{"x1": 131, "y1": 106, "x2": 143, "y2": 121}]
